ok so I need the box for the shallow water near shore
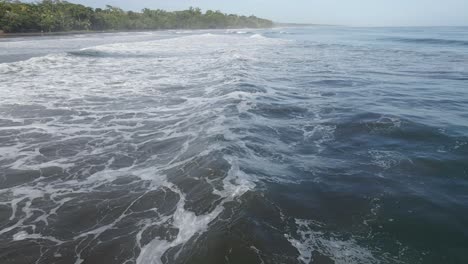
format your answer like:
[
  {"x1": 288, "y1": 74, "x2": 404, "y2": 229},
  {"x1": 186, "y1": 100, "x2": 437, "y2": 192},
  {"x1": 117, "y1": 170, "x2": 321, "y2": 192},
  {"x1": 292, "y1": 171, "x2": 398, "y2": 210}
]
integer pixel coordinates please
[{"x1": 0, "y1": 27, "x2": 467, "y2": 264}]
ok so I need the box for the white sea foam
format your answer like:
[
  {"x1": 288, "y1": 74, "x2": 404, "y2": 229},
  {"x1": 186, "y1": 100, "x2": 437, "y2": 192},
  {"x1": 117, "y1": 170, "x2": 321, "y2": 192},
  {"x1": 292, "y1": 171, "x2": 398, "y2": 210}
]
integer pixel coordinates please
[
  {"x1": 368, "y1": 150, "x2": 408, "y2": 170},
  {"x1": 137, "y1": 155, "x2": 255, "y2": 264},
  {"x1": 0, "y1": 32, "x2": 284, "y2": 263},
  {"x1": 286, "y1": 219, "x2": 378, "y2": 264}
]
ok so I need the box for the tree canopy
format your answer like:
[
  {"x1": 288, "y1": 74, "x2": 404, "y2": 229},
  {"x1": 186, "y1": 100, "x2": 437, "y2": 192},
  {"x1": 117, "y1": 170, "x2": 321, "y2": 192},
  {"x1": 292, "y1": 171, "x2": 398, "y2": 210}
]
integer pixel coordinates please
[{"x1": 0, "y1": 0, "x2": 273, "y2": 33}]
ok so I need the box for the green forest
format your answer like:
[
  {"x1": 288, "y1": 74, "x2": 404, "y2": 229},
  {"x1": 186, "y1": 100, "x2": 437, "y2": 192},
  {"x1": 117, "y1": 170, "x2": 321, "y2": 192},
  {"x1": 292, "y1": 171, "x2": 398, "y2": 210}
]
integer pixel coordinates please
[{"x1": 0, "y1": 0, "x2": 274, "y2": 33}]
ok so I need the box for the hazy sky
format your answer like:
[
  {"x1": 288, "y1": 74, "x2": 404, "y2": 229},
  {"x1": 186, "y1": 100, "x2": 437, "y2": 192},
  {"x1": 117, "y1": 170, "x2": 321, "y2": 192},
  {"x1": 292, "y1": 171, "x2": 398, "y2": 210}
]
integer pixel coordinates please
[{"x1": 63, "y1": 0, "x2": 468, "y2": 26}]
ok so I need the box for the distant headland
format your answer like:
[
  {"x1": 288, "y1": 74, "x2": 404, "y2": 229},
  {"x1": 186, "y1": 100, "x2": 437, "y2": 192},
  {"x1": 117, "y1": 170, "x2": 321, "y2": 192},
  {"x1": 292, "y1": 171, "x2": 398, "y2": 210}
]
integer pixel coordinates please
[{"x1": 0, "y1": 0, "x2": 273, "y2": 34}]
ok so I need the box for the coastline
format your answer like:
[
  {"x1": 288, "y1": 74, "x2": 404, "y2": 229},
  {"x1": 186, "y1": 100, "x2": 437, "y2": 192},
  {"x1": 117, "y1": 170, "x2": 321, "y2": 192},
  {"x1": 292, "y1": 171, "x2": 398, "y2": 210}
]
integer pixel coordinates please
[
  {"x1": 0, "y1": 29, "x2": 160, "y2": 38},
  {"x1": 0, "y1": 24, "x2": 326, "y2": 39},
  {"x1": 0, "y1": 27, "x2": 276, "y2": 39}
]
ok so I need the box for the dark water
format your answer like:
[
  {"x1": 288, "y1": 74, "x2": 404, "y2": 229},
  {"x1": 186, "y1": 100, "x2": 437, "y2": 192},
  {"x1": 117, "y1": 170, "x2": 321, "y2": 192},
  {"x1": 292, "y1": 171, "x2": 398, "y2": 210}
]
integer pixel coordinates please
[{"x1": 0, "y1": 27, "x2": 467, "y2": 264}]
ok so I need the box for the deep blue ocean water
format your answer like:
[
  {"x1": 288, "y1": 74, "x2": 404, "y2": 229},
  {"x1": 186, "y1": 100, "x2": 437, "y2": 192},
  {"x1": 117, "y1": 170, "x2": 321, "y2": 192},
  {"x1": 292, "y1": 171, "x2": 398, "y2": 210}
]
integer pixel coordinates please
[{"x1": 0, "y1": 26, "x2": 467, "y2": 264}]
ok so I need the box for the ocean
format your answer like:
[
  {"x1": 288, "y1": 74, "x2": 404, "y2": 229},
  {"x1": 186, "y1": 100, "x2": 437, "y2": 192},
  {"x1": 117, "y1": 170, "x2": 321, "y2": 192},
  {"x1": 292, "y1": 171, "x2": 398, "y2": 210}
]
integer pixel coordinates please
[{"x1": 0, "y1": 26, "x2": 467, "y2": 264}]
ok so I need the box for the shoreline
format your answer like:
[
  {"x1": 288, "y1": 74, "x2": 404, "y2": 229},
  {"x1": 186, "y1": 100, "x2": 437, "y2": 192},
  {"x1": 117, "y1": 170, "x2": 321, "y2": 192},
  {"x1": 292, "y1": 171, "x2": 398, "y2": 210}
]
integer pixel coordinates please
[
  {"x1": 0, "y1": 28, "x2": 272, "y2": 39},
  {"x1": 0, "y1": 29, "x2": 168, "y2": 38},
  {"x1": 0, "y1": 24, "x2": 324, "y2": 39}
]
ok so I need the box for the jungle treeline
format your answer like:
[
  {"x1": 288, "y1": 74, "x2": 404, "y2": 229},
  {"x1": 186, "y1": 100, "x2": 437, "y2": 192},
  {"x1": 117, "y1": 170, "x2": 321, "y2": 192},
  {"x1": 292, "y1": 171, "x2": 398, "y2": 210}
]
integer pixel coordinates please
[{"x1": 0, "y1": 0, "x2": 274, "y2": 33}]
